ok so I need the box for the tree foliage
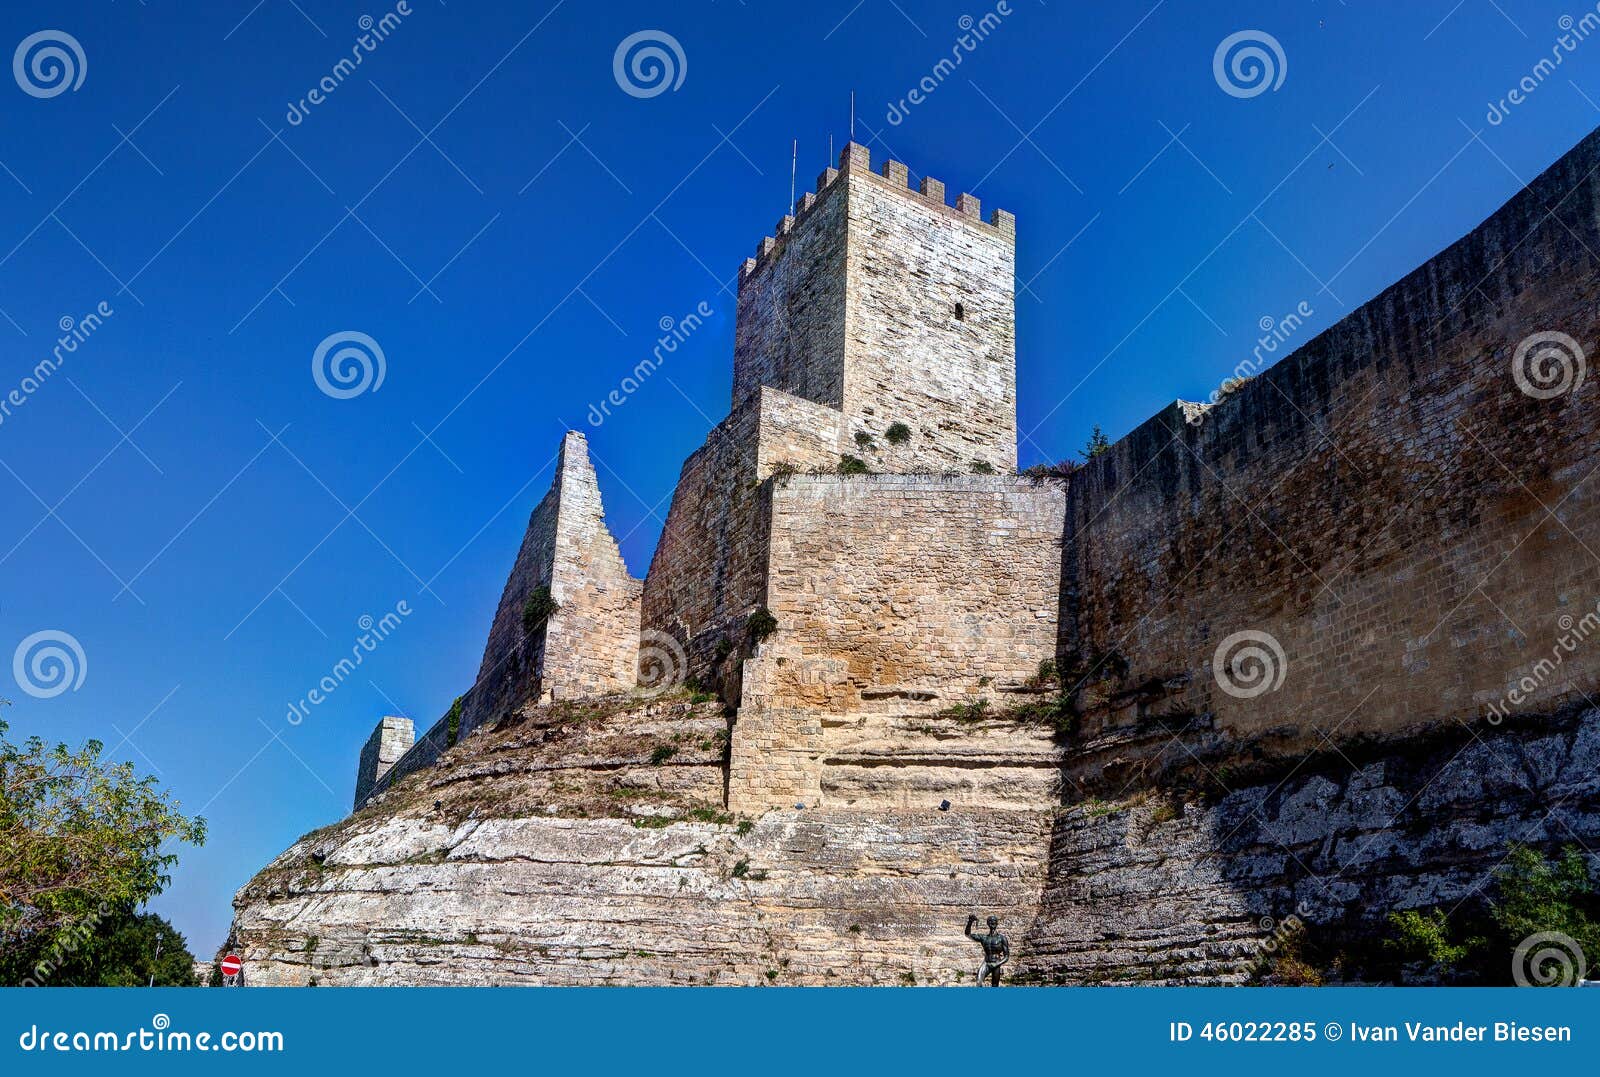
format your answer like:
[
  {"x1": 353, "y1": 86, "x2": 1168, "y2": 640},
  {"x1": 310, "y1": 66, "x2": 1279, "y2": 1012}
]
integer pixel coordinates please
[
  {"x1": 0, "y1": 908, "x2": 199, "y2": 986},
  {"x1": 0, "y1": 714, "x2": 205, "y2": 985},
  {"x1": 1379, "y1": 843, "x2": 1598, "y2": 984}
]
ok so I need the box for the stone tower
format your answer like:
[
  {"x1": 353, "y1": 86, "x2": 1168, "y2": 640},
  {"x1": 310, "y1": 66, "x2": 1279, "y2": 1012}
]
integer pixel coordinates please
[
  {"x1": 733, "y1": 142, "x2": 1018, "y2": 473},
  {"x1": 641, "y1": 142, "x2": 1019, "y2": 684},
  {"x1": 353, "y1": 715, "x2": 413, "y2": 808}
]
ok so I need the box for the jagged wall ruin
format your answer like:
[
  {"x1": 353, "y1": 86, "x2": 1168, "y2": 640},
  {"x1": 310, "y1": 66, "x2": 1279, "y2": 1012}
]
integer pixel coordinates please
[{"x1": 355, "y1": 432, "x2": 640, "y2": 807}]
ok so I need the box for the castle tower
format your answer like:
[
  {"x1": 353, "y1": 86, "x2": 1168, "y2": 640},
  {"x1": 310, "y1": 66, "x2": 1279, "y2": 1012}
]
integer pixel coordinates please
[
  {"x1": 642, "y1": 143, "x2": 1019, "y2": 684},
  {"x1": 733, "y1": 142, "x2": 1018, "y2": 473}
]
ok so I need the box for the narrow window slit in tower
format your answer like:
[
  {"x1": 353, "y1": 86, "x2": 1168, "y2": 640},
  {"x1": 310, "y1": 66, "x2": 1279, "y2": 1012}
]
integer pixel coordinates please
[{"x1": 954, "y1": 302, "x2": 965, "y2": 321}]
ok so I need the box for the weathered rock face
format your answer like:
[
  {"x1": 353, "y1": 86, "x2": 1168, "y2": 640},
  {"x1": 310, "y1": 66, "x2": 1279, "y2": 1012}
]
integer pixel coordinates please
[
  {"x1": 1020, "y1": 707, "x2": 1600, "y2": 983},
  {"x1": 232, "y1": 694, "x2": 1050, "y2": 986},
  {"x1": 230, "y1": 693, "x2": 1600, "y2": 986}
]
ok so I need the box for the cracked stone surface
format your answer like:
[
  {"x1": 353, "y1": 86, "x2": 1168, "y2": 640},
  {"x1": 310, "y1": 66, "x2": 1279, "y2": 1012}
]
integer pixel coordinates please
[{"x1": 230, "y1": 692, "x2": 1600, "y2": 986}]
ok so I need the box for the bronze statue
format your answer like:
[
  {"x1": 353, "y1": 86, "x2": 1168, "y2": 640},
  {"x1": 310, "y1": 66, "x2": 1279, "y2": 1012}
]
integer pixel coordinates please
[{"x1": 965, "y1": 914, "x2": 1009, "y2": 986}]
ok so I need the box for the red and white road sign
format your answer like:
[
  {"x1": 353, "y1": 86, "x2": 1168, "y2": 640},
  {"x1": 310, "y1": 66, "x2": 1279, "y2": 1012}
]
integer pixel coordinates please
[{"x1": 220, "y1": 954, "x2": 242, "y2": 977}]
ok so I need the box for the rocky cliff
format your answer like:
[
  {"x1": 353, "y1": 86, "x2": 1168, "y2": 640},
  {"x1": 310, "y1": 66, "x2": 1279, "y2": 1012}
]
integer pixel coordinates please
[{"x1": 230, "y1": 691, "x2": 1600, "y2": 985}]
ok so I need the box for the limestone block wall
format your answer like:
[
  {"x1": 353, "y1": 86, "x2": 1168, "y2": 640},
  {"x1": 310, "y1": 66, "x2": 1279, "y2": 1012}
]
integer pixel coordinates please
[
  {"x1": 732, "y1": 168, "x2": 848, "y2": 411},
  {"x1": 461, "y1": 431, "x2": 640, "y2": 739},
  {"x1": 840, "y1": 159, "x2": 1017, "y2": 474},
  {"x1": 729, "y1": 474, "x2": 1067, "y2": 810},
  {"x1": 540, "y1": 436, "x2": 643, "y2": 701},
  {"x1": 359, "y1": 705, "x2": 455, "y2": 807},
  {"x1": 732, "y1": 142, "x2": 1016, "y2": 474},
  {"x1": 641, "y1": 387, "x2": 842, "y2": 688},
  {"x1": 1059, "y1": 125, "x2": 1600, "y2": 753},
  {"x1": 352, "y1": 716, "x2": 414, "y2": 808}
]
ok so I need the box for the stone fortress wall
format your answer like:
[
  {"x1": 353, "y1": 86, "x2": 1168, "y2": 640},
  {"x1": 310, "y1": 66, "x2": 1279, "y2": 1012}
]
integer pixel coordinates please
[
  {"x1": 729, "y1": 474, "x2": 1066, "y2": 812},
  {"x1": 240, "y1": 129, "x2": 1600, "y2": 988},
  {"x1": 1059, "y1": 127, "x2": 1600, "y2": 756},
  {"x1": 356, "y1": 132, "x2": 1600, "y2": 820},
  {"x1": 355, "y1": 431, "x2": 640, "y2": 804}
]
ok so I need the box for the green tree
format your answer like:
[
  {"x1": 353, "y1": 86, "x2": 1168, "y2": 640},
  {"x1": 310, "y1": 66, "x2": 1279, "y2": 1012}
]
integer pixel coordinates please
[
  {"x1": 1491, "y1": 843, "x2": 1599, "y2": 982},
  {"x1": 0, "y1": 713, "x2": 205, "y2": 986},
  {"x1": 1, "y1": 908, "x2": 199, "y2": 986},
  {"x1": 1082, "y1": 424, "x2": 1111, "y2": 459},
  {"x1": 1379, "y1": 843, "x2": 1598, "y2": 984}
]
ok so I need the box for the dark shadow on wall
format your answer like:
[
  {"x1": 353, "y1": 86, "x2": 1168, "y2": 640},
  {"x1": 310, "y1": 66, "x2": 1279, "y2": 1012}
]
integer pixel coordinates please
[{"x1": 1014, "y1": 703, "x2": 1600, "y2": 984}]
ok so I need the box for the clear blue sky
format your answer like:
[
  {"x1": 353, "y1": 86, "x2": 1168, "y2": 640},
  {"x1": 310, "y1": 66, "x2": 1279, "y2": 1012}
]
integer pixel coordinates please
[{"x1": 3, "y1": 0, "x2": 1596, "y2": 955}]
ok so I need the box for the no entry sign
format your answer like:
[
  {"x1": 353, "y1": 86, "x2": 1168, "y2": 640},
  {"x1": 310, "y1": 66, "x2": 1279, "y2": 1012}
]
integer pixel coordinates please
[{"x1": 220, "y1": 954, "x2": 242, "y2": 977}]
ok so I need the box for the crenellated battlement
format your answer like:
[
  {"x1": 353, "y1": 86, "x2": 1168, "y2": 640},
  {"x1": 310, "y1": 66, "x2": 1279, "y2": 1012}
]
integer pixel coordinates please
[{"x1": 739, "y1": 141, "x2": 1013, "y2": 287}]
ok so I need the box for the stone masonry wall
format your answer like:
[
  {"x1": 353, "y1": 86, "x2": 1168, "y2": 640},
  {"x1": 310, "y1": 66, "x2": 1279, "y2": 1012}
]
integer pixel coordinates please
[
  {"x1": 841, "y1": 158, "x2": 1018, "y2": 473},
  {"x1": 461, "y1": 432, "x2": 640, "y2": 739},
  {"x1": 352, "y1": 716, "x2": 414, "y2": 808},
  {"x1": 1057, "y1": 125, "x2": 1600, "y2": 754},
  {"x1": 641, "y1": 387, "x2": 842, "y2": 690},
  {"x1": 540, "y1": 434, "x2": 643, "y2": 702},
  {"x1": 732, "y1": 143, "x2": 1016, "y2": 474},
  {"x1": 728, "y1": 474, "x2": 1066, "y2": 811},
  {"x1": 731, "y1": 167, "x2": 848, "y2": 411}
]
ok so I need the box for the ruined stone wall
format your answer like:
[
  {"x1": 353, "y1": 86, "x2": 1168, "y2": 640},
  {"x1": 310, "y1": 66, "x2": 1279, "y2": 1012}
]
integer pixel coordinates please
[
  {"x1": 541, "y1": 436, "x2": 642, "y2": 701},
  {"x1": 729, "y1": 474, "x2": 1066, "y2": 811},
  {"x1": 461, "y1": 432, "x2": 640, "y2": 739},
  {"x1": 841, "y1": 160, "x2": 1017, "y2": 473},
  {"x1": 1059, "y1": 126, "x2": 1600, "y2": 753}
]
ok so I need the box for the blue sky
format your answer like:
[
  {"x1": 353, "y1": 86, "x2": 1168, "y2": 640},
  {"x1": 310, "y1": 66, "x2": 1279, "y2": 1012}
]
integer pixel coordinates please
[{"x1": 3, "y1": 0, "x2": 1598, "y2": 955}]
